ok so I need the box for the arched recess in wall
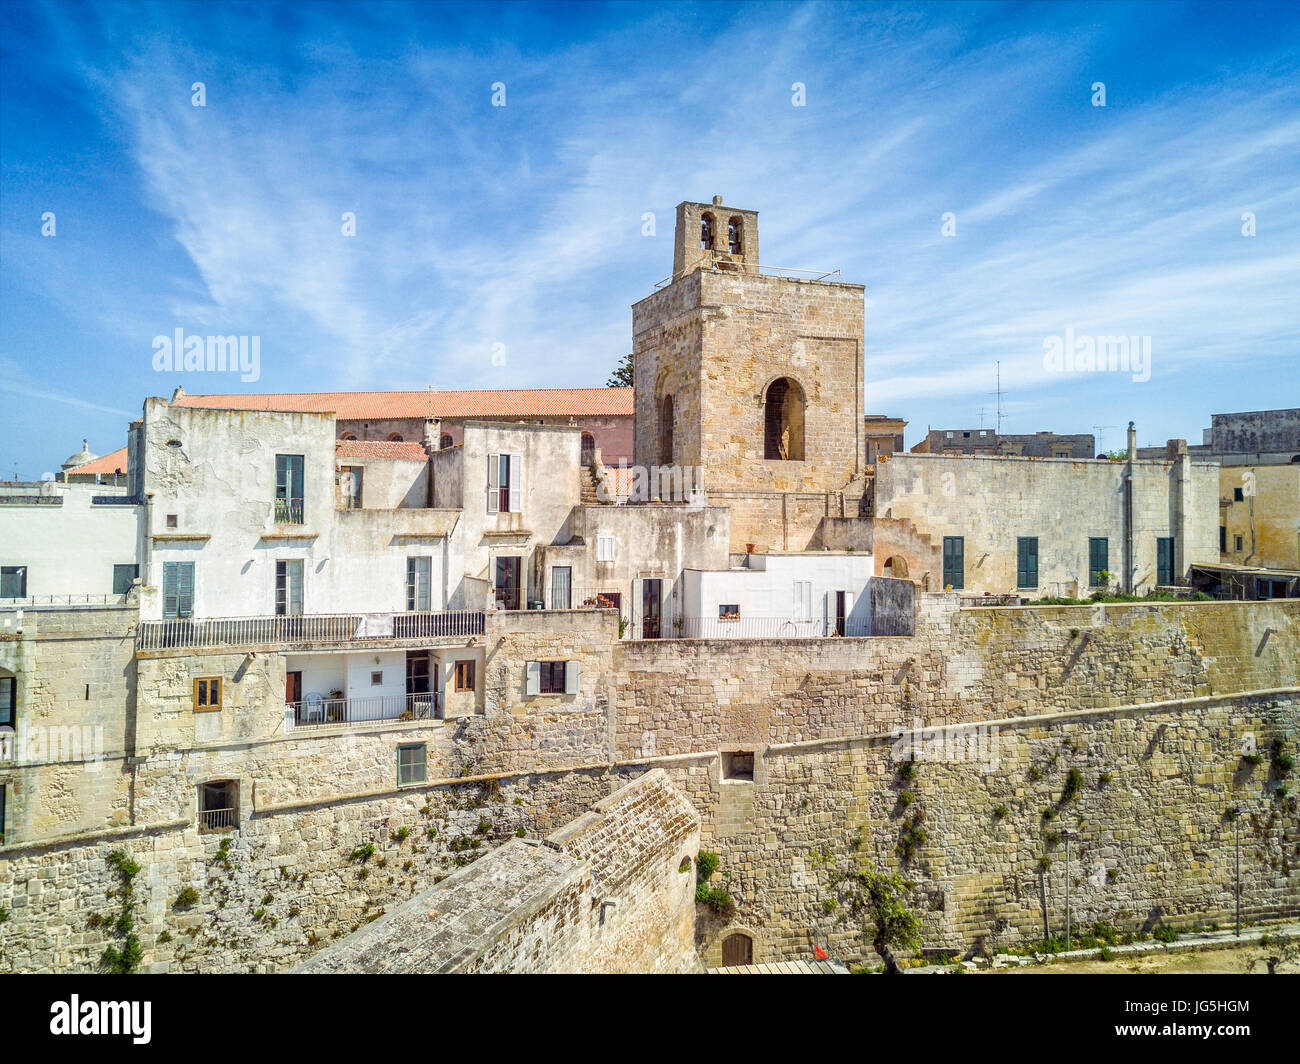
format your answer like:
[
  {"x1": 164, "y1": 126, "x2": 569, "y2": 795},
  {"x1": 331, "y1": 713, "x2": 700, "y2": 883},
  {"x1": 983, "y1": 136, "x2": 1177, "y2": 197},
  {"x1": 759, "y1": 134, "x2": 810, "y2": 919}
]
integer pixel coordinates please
[
  {"x1": 580, "y1": 432, "x2": 596, "y2": 463},
  {"x1": 339, "y1": 433, "x2": 357, "y2": 441},
  {"x1": 387, "y1": 433, "x2": 404, "y2": 443},
  {"x1": 763, "y1": 377, "x2": 806, "y2": 461},
  {"x1": 883, "y1": 555, "x2": 909, "y2": 579},
  {"x1": 658, "y1": 395, "x2": 675, "y2": 467},
  {"x1": 700, "y1": 212, "x2": 716, "y2": 251},
  {"x1": 439, "y1": 434, "x2": 454, "y2": 450}
]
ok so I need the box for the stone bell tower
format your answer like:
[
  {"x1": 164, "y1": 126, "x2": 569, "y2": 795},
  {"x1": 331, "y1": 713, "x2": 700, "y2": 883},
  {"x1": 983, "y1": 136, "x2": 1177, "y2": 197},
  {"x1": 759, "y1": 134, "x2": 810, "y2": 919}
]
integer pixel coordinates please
[
  {"x1": 671, "y1": 195, "x2": 760, "y2": 280},
  {"x1": 632, "y1": 197, "x2": 866, "y2": 548}
]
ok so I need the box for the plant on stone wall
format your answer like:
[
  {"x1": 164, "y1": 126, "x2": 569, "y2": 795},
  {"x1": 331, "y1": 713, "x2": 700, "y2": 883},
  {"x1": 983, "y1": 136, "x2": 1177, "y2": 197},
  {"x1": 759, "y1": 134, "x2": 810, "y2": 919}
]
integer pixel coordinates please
[
  {"x1": 992, "y1": 804, "x2": 1009, "y2": 821},
  {"x1": 349, "y1": 843, "x2": 376, "y2": 863},
  {"x1": 101, "y1": 850, "x2": 143, "y2": 974},
  {"x1": 174, "y1": 886, "x2": 199, "y2": 909},
  {"x1": 693, "y1": 850, "x2": 734, "y2": 915},
  {"x1": 837, "y1": 862, "x2": 921, "y2": 976},
  {"x1": 1060, "y1": 768, "x2": 1084, "y2": 803},
  {"x1": 895, "y1": 816, "x2": 927, "y2": 863}
]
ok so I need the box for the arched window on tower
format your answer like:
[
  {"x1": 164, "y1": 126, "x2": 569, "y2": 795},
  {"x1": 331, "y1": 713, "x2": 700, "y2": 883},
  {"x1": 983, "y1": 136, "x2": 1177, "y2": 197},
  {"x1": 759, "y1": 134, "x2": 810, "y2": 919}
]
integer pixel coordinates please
[
  {"x1": 763, "y1": 378, "x2": 805, "y2": 461},
  {"x1": 658, "y1": 395, "x2": 675, "y2": 467},
  {"x1": 387, "y1": 433, "x2": 404, "y2": 443},
  {"x1": 700, "y1": 213, "x2": 716, "y2": 251},
  {"x1": 728, "y1": 217, "x2": 742, "y2": 255}
]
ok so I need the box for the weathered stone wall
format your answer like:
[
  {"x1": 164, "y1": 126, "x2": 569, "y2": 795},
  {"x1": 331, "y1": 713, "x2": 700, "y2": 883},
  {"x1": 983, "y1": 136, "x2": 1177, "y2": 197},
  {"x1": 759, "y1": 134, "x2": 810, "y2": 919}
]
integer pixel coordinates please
[
  {"x1": 0, "y1": 607, "x2": 137, "y2": 844},
  {"x1": 677, "y1": 691, "x2": 1299, "y2": 965},
  {"x1": 2, "y1": 599, "x2": 1297, "y2": 972},
  {"x1": 875, "y1": 451, "x2": 1220, "y2": 596},
  {"x1": 1220, "y1": 463, "x2": 1300, "y2": 570},
  {"x1": 295, "y1": 769, "x2": 701, "y2": 974},
  {"x1": 0, "y1": 764, "x2": 623, "y2": 973}
]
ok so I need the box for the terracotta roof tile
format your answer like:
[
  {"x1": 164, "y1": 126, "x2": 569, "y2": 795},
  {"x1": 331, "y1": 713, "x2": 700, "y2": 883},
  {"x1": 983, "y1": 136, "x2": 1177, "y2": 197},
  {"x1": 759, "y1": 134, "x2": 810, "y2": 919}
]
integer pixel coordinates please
[
  {"x1": 68, "y1": 447, "x2": 128, "y2": 477},
  {"x1": 335, "y1": 440, "x2": 429, "y2": 462},
  {"x1": 176, "y1": 387, "x2": 633, "y2": 420}
]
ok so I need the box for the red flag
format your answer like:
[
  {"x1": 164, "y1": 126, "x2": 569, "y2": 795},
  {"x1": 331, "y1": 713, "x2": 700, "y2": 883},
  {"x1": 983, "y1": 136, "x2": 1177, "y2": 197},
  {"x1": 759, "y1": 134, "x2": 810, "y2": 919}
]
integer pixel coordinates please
[{"x1": 813, "y1": 944, "x2": 828, "y2": 960}]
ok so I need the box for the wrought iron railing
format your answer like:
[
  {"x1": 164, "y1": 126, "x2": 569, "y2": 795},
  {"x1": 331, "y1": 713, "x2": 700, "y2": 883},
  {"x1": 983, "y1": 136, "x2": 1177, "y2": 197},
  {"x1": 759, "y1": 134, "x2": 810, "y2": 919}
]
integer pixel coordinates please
[
  {"x1": 288, "y1": 692, "x2": 440, "y2": 729},
  {"x1": 137, "y1": 610, "x2": 485, "y2": 650},
  {"x1": 198, "y1": 807, "x2": 237, "y2": 832},
  {"x1": 273, "y1": 497, "x2": 305, "y2": 524}
]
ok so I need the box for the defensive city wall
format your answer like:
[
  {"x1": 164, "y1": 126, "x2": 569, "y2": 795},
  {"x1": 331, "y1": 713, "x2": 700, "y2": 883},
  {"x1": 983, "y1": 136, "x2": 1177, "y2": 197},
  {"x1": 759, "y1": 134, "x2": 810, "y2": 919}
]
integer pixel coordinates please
[{"x1": 1, "y1": 596, "x2": 1296, "y2": 971}]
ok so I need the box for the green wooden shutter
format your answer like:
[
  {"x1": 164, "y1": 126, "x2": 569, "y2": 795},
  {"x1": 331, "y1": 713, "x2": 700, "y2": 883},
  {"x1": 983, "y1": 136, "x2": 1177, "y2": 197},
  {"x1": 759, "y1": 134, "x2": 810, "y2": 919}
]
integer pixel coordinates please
[
  {"x1": 942, "y1": 537, "x2": 964, "y2": 590},
  {"x1": 1017, "y1": 537, "x2": 1038, "y2": 589}
]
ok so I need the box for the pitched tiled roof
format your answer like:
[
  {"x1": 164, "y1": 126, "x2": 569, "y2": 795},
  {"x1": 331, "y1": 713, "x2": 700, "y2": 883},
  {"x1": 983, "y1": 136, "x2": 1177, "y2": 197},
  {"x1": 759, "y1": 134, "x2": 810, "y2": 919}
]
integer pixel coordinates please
[
  {"x1": 335, "y1": 440, "x2": 429, "y2": 462},
  {"x1": 68, "y1": 447, "x2": 128, "y2": 477},
  {"x1": 176, "y1": 388, "x2": 634, "y2": 420}
]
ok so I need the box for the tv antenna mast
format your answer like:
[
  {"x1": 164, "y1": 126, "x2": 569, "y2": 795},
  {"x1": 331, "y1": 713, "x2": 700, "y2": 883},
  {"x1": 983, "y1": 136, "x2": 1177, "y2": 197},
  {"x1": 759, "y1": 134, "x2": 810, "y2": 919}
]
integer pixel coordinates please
[
  {"x1": 985, "y1": 362, "x2": 1005, "y2": 435},
  {"x1": 1092, "y1": 424, "x2": 1118, "y2": 457}
]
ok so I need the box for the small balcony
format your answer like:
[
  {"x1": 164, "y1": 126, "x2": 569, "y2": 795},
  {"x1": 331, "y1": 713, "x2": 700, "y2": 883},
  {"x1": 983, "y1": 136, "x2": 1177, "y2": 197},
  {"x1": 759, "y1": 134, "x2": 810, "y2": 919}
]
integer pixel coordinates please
[
  {"x1": 137, "y1": 609, "x2": 485, "y2": 651},
  {"x1": 198, "y1": 807, "x2": 238, "y2": 833},
  {"x1": 274, "y1": 497, "x2": 305, "y2": 524},
  {"x1": 287, "y1": 691, "x2": 441, "y2": 729}
]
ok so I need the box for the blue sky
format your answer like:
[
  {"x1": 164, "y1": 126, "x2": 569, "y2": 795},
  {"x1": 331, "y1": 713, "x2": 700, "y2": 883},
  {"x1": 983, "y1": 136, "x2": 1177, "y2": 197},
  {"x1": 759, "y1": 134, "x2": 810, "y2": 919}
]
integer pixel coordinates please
[{"x1": 1, "y1": 0, "x2": 1297, "y2": 477}]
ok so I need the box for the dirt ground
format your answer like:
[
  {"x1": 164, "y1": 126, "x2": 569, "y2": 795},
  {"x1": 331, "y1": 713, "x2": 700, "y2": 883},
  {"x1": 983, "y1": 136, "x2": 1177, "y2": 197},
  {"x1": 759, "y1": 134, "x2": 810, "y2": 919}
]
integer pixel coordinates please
[{"x1": 997, "y1": 941, "x2": 1300, "y2": 974}]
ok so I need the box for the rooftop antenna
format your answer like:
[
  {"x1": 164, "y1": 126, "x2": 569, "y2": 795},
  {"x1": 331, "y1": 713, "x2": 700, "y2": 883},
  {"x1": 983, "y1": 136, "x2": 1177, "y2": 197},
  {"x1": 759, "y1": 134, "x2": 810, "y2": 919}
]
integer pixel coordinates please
[
  {"x1": 1092, "y1": 424, "x2": 1118, "y2": 456},
  {"x1": 985, "y1": 362, "x2": 1005, "y2": 435}
]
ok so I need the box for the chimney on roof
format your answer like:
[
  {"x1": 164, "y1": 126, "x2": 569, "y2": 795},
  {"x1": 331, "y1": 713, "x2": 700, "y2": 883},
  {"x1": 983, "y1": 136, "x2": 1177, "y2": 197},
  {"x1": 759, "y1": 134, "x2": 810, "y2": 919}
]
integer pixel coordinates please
[{"x1": 171, "y1": 385, "x2": 187, "y2": 402}]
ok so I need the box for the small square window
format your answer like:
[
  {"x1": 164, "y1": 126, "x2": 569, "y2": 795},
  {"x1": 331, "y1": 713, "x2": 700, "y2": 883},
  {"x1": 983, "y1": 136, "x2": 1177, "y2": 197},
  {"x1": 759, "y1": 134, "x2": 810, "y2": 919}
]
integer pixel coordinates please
[
  {"x1": 454, "y1": 660, "x2": 476, "y2": 692},
  {"x1": 166, "y1": 514, "x2": 178, "y2": 529},
  {"x1": 371, "y1": 671, "x2": 383, "y2": 686},
  {"x1": 723, "y1": 751, "x2": 755, "y2": 781},
  {"x1": 1234, "y1": 535, "x2": 1243, "y2": 552},
  {"x1": 718, "y1": 604, "x2": 740, "y2": 620},
  {"x1": 1233, "y1": 487, "x2": 1244, "y2": 502},
  {"x1": 194, "y1": 677, "x2": 222, "y2": 711},
  {"x1": 398, "y1": 744, "x2": 427, "y2": 786}
]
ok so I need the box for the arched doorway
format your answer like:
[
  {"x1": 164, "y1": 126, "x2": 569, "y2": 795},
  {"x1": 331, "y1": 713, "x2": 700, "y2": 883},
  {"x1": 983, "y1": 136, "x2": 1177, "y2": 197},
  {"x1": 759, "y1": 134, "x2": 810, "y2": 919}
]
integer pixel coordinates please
[
  {"x1": 721, "y1": 932, "x2": 753, "y2": 966},
  {"x1": 580, "y1": 432, "x2": 596, "y2": 464}
]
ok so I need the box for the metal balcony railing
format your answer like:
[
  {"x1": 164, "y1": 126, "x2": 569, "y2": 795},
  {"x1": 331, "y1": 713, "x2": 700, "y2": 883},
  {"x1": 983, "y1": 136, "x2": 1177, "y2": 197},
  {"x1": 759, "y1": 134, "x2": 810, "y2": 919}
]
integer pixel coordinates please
[
  {"x1": 288, "y1": 692, "x2": 440, "y2": 729},
  {"x1": 274, "y1": 497, "x2": 305, "y2": 524},
  {"x1": 137, "y1": 610, "x2": 485, "y2": 650},
  {"x1": 198, "y1": 807, "x2": 237, "y2": 832}
]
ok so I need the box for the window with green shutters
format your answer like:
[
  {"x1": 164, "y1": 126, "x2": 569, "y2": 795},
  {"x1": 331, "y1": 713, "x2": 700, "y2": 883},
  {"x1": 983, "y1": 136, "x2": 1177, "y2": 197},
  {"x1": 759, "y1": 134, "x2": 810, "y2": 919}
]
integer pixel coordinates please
[
  {"x1": 1088, "y1": 538, "x2": 1108, "y2": 587},
  {"x1": 1017, "y1": 537, "x2": 1038, "y2": 589},
  {"x1": 1157, "y1": 537, "x2": 1175, "y2": 586},
  {"x1": 162, "y1": 561, "x2": 194, "y2": 618},
  {"x1": 942, "y1": 536, "x2": 964, "y2": 590}
]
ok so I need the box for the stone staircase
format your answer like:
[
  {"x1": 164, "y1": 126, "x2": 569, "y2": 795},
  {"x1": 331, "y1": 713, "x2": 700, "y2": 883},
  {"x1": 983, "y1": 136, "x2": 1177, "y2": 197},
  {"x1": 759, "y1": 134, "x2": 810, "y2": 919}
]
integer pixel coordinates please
[{"x1": 580, "y1": 463, "x2": 601, "y2": 504}]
